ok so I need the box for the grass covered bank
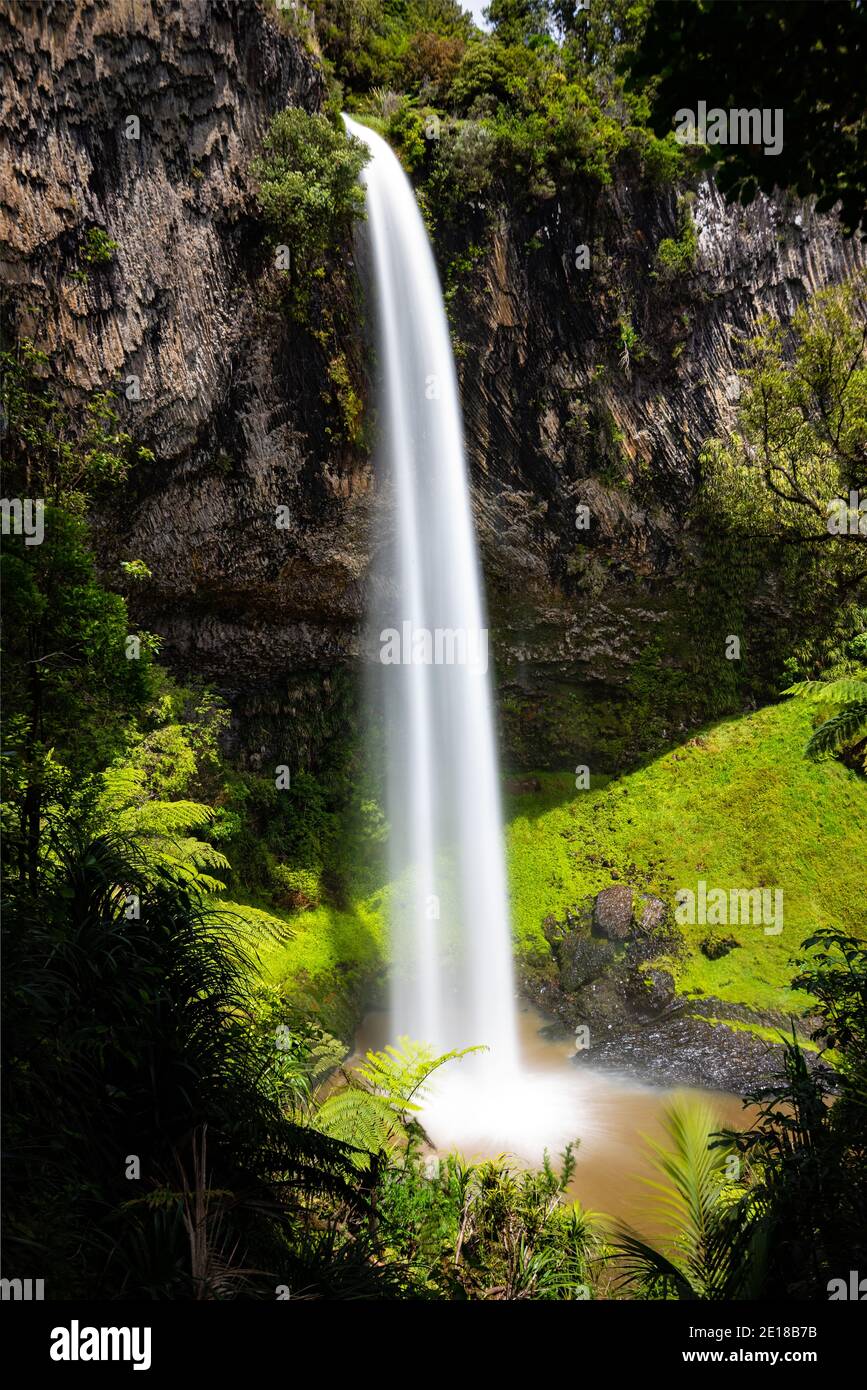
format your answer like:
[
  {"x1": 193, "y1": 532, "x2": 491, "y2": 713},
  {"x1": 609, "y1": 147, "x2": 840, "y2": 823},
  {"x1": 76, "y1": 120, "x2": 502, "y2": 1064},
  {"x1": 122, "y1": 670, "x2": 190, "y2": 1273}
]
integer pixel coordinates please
[
  {"x1": 253, "y1": 899, "x2": 387, "y2": 1038},
  {"x1": 258, "y1": 698, "x2": 865, "y2": 1026},
  {"x1": 507, "y1": 698, "x2": 864, "y2": 1013}
]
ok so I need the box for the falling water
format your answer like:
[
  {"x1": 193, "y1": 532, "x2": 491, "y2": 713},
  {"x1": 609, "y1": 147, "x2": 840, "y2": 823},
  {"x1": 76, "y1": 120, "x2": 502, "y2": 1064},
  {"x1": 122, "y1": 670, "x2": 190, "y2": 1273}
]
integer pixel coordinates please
[
  {"x1": 346, "y1": 117, "x2": 518, "y2": 1070},
  {"x1": 347, "y1": 117, "x2": 603, "y2": 1157}
]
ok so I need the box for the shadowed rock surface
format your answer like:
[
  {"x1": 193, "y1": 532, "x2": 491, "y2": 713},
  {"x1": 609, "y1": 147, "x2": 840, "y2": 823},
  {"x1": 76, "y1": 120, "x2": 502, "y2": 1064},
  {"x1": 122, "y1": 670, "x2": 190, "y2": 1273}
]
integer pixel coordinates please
[{"x1": 530, "y1": 889, "x2": 824, "y2": 1091}]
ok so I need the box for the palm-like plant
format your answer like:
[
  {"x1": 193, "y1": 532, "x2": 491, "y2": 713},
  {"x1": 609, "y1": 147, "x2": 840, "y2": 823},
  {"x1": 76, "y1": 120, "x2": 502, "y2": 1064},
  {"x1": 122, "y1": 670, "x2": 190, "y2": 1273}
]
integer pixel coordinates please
[
  {"x1": 783, "y1": 672, "x2": 867, "y2": 768},
  {"x1": 612, "y1": 1102, "x2": 761, "y2": 1300},
  {"x1": 448, "y1": 1147, "x2": 600, "y2": 1300},
  {"x1": 727, "y1": 932, "x2": 867, "y2": 1298},
  {"x1": 1, "y1": 826, "x2": 368, "y2": 1298}
]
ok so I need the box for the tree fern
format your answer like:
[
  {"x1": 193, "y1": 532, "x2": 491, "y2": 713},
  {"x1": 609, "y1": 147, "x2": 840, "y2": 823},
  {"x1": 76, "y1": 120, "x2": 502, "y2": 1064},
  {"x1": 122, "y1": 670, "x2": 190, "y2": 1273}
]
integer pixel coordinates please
[
  {"x1": 783, "y1": 670, "x2": 867, "y2": 769},
  {"x1": 99, "y1": 766, "x2": 231, "y2": 890},
  {"x1": 313, "y1": 1038, "x2": 483, "y2": 1163},
  {"x1": 2, "y1": 827, "x2": 368, "y2": 1298}
]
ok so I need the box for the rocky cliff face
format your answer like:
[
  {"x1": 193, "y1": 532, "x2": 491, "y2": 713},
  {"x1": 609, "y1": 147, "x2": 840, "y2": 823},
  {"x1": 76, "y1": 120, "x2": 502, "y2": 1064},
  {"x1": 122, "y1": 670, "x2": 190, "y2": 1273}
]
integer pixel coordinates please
[
  {"x1": 2, "y1": 0, "x2": 370, "y2": 768},
  {"x1": 2, "y1": 1, "x2": 863, "y2": 772},
  {"x1": 454, "y1": 177, "x2": 864, "y2": 765}
]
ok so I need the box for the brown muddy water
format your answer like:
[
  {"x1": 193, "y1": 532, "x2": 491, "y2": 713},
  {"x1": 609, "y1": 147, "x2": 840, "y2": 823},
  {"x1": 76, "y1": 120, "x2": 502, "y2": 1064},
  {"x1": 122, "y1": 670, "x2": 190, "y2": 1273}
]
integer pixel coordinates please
[{"x1": 354, "y1": 1001, "x2": 749, "y2": 1235}]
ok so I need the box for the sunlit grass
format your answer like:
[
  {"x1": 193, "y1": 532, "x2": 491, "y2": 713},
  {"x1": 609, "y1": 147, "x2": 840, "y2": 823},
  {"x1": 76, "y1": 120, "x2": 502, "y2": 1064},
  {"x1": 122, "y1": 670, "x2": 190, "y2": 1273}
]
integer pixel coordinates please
[
  {"x1": 505, "y1": 700, "x2": 865, "y2": 1012},
  {"x1": 253, "y1": 700, "x2": 865, "y2": 1022}
]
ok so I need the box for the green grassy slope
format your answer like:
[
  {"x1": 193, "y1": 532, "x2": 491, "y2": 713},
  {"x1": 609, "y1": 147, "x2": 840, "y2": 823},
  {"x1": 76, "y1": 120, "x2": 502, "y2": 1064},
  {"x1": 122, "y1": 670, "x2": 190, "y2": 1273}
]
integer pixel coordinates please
[
  {"x1": 506, "y1": 700, "x2": 865, "y2": 1013},
  {"x1": 252, "y1": 699, "x2": 865, "y2": 1026},
  {"x1": 245, "y1": 899, "x2": 386, "y2": 1037}
]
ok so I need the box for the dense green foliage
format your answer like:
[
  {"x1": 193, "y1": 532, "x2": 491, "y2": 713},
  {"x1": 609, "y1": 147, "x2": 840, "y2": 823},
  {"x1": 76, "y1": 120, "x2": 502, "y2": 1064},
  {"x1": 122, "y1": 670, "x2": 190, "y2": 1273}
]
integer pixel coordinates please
[
  {"x1": 1, "y1": 344, "x2": 155, "y2": 888},
  {"x1": 301, "y1": 0, "x2": 864, "y2": 238},
  {"x1": 306, "y1": 0, "x2": 682, "y2": 216},
  {"x1": 626, "y1": 0, "x2": 866, "y2": 235},
  {"x1": 1, "y1": 339, "x2": 152, "y2": 509},
  {"x1": 702, "y1": 279, "x2": 866, "y2": 552},
  {"x1": 1, "y1": 832, "x2": 375, "y2": 1298},
  {"x1": 251, "y1": 107, "x2": 369, "y2": 275},
  {"x1": 376, "y1": 1145, "x2": 602, "y2": 1299},
  {"x1": 654, "y1": 193, "x2": 698, "y2": 277},
  {"x1": 249, "y1": 106, "x2": 371, "y2": 444},
  {"x1": 695, "y1": 277, "x2": 867, "y2": 712},
  {"x1": 311, "y1": 0, "x2": 474, "y2": 91}
]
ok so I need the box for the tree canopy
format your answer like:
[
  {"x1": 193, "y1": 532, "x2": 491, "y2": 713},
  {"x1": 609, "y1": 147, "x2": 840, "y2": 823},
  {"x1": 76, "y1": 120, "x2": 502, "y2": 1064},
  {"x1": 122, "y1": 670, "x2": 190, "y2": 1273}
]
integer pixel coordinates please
[{"x1": 625, "y1": 0, "x2": 867, "y2": 235}]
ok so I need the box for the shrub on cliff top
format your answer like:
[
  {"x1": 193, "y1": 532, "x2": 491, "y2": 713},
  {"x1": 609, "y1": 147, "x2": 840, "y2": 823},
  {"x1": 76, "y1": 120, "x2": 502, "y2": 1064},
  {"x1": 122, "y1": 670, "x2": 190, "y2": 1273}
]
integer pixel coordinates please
[{"x1": 252, "y1": 108, "x2": 369, "y2": 275}]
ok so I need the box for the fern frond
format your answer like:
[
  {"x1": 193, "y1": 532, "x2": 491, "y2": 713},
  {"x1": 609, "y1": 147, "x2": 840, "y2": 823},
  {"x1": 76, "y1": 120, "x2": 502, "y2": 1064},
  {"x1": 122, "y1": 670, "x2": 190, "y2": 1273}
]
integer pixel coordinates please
[
  {"x1": 784, "y1": 677, "x2": 867, "y2": 704},
  {"x1": 314, "y1": 1086, "x2": 403, "y2": 1162},
  {"x1": 307, "y1": 1033, "x2": 346, "y2": 1082},
  {"x1": 310, "y1": 1039, "x2": 484, "y2": 1162},
  {"x1": 356, "y1": 1036, "x2": 485, "y2": 1111},
  {"x1": 185, "y1": 872, "x2": 228, "y2": 894},
  {"x1": 117, "y1": 800, "x2": 217, "y2": 835},
  {"x1": 100, "y1": 765, "x2": 147, "y2": 808},
  {"x1": 176, "y1": 839, "x2": 231, "y2": 872},
  {"x1": 219, "y1": 901, "x2": 295, "y2": 947},
  {"x1": 805, "y1": 703, "x2": 867, "y2": 759}
]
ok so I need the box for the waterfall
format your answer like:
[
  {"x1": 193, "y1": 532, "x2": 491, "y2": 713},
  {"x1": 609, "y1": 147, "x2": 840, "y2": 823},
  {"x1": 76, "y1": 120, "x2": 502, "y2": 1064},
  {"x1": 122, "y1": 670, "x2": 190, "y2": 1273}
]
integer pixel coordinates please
[{"x1": 346, "y1": 117, "x2": 518, "y2": 1069}]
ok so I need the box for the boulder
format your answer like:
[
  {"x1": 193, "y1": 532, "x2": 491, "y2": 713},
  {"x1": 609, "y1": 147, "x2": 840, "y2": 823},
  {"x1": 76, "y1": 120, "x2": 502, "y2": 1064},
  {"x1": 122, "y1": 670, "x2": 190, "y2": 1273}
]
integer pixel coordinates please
[
  {"x1": 559, "y1": 935, "x2": 616, "y2": 993},
  {"x1": 592, "y1": 885, "x2": 634, "y2": 940},
  {"x1": 700, "y1": 934, "x2": 741, "y2": 960},
  {"x1": 542, "y1": 901, "x2": 592, "y2": 952},
  {"x1": 573, "y1": 974, "x2": 632, "y2": 1028},
  {"x1": 644, "y1": 968, "x2": 676, "y2": 1011}
]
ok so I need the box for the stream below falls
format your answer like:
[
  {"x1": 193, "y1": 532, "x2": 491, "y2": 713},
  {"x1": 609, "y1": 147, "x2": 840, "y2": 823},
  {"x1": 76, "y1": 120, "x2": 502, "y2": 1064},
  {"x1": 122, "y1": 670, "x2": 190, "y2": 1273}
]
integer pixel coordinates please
[{"x1": 354, "y1": 1003, "x2": 747, "y2": 1234}]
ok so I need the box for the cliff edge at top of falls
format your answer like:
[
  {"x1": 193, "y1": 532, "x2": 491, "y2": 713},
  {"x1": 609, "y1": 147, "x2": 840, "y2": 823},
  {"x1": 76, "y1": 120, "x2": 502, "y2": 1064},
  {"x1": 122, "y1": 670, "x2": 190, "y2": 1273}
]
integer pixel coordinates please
[{"x1": 2, "y1": 1, "x2": 864, "y2": 770}]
